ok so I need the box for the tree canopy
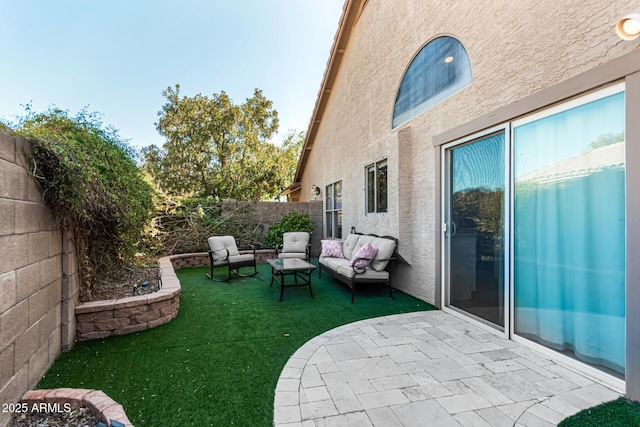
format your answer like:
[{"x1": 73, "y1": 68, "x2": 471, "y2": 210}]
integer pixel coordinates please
[{"x1": 143, "y1": 85, "x2": 302, "y2": 200}]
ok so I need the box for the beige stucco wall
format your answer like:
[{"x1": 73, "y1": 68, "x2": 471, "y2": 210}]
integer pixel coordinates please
[
  {"x1": 0, "y1": 130, "x2": 79, "y2": 426},
  {"x1": 299, "y1": 0, "x2": 636, "y2": 304}
]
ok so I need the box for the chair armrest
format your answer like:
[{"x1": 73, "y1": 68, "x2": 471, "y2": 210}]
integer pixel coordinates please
[
  {"x1": 350, "y1": 257, "x2": 372, "y2": 274},
  {"x1": 237, "y1": 243, "x2": 258, "y2": 255},
  {"x1": 209, "y1": 248, "x2": 230, "y2": 262},
  {"x1": 351, "y1": 256, "x2": 396, "y2": 274}
]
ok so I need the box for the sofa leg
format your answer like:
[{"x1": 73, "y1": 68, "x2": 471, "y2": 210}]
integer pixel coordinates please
[
  {"x1": 389, "y1": 283, "x2": 394, "y2": 300},
  {"x1": 351, "y1": 284, "x2": 355, "y2": 303}
]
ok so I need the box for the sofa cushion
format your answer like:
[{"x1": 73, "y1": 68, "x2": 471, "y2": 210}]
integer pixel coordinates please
[
  {"x1": 323, "y1": 257, "x2": 351, "y2": 271},
  {"x1": 350, "y1": 243, "x2": 378, "y2": 270},
  {"x1": 342, "y1": 234, "x2": 361, "y2": 260},
  {"x1": 335, "y1": 265, "x2": 390, "y2": 281},
  {"x1": 351, "y1": 234, "x2": 376, "y2": 258},
  {"x1": 370, "y1": 237, "x2": 397, "y2": 272},
  {"x1": 320, "y1": 239, "x2": 344, "y2": 258}
]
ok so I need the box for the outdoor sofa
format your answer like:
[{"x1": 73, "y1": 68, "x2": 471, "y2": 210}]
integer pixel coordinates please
[{"x1": 319, "y1": 233, "x2": 397, "y2": 302}]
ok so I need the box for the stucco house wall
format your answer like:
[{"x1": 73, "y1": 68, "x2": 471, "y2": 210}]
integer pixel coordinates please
[
  {"x1": 298, "y1": 0, "x2": 634, "y2": 304},
  {"x1": 294, "y1": 0, "x2": 640, "y2": 399},
  {"x1": 0, "y1": 130, "x2": 79, "y2": 426}
]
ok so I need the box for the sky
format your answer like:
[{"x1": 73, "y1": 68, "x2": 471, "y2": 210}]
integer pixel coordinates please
[{"x1": 0, "y1": 0, "x2": 345, "y2": 148}]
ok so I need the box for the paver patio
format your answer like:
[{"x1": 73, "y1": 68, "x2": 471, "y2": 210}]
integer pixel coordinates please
[{"x1": 274, "y1": 310, "x2": 621, "y2": 427}]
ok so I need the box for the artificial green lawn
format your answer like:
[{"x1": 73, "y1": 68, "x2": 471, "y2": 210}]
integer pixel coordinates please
[
  {"x1": 559, "y1": 397, "x2": 640, "y2": 427},
  {"x1": 38, "y1": 262, "x2": 433, "y2": 426}
]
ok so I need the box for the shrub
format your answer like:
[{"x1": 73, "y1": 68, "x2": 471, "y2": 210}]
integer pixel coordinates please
[
  {"x1": 16, "y1": 107, "x2": 155, "y2": 294},
  {"x1": 263, "y1": 211, "x2": 313, "y2": 248}
]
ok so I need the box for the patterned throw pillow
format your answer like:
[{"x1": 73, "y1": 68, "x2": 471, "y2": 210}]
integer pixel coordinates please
[
  {"x1": 320, "y1": 240, "x2": 344, "y2": 258},
  {"x1": 349, "y1": 243, "x2": 378, "y2": 270}
]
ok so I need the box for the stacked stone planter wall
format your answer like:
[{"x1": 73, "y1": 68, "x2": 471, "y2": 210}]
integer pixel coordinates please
[{"x1": 75, "y1": 256, "x2": 181, "y2": 342}]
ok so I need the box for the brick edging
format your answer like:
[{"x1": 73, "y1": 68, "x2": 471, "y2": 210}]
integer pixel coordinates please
[{"x1": 21, "y1": 388, "x2": 133, "y2": 427}]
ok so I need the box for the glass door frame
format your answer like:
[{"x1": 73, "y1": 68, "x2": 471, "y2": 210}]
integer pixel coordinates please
[{"x1": 441, "y1": 123, "x2": 511, "y2": 338}]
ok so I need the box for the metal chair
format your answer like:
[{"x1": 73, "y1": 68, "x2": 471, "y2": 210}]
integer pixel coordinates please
[
  {"x1": 276, "y1": 232, "x2": 311, "y2": 261},
  {"x1": 206, "y1": 236, "x2": 258, "y2": 281}
]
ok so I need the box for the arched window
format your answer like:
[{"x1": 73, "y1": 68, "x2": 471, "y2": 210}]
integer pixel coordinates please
[{"x1": 392, "y1": 36, "x2": 472, "y2": 128}]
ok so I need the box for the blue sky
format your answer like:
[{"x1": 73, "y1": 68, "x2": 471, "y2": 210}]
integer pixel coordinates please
[{"x1": 0, "y1": 0, "x2": 344, "y2": 148}]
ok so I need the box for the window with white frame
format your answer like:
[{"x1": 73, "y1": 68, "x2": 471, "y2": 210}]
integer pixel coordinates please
[
  {"x1": 325, "y1": 181, "x2": 342, "y2": 238},
  {"x1": 366, "y1": 160, "x2": 387, "y2": 213}
]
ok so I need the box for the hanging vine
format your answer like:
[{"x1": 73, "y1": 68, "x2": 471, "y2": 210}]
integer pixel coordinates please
[{"x1": 16, "y1": 107, "x2": 156, "y2": 294}]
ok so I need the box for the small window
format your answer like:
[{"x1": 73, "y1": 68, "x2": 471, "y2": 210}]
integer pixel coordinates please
[
  {"x1": 366, "y1": 160, "x2": 387, "y2": 213},
  {"x1": 393, "y1": 36, "x2": 472, "y2": 128},
  {"x1": 325, "y1": 181, "x2": 342, "y2": 238}
]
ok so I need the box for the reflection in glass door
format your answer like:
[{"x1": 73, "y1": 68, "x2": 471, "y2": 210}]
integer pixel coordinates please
[
  {"x1": 513, "y1": 87, "x2": 626, "y2": 377},
  {"x1": 445, "y1": 132, "x2": 505, "y2": 327}
]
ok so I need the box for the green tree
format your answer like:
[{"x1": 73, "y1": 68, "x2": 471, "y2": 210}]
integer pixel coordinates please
[
  {"x1": 590, "y1": 131, "x2": 625, "y2": 149},
  {"x1": 277, "y1": 129, "x2": 305, "y2": 189},
  {"x1": 146, "y1": 85, "x2": 300, "y2": 200},
  {"x1": 15, "y1": 107, "x2": 155, "y2": 293}
]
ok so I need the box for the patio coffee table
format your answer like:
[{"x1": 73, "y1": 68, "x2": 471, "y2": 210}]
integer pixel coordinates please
[{"x1": 267, "y1": 258, "x2": 317, "y2": 302}]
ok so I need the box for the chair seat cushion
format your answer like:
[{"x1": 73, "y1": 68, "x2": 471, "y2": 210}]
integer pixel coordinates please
[
  {"x1": 212, "y1": 258, "x2": 230, "y2": 267},
  {"x1": 228, "y1": 254, "x2": 255, "y2": 264},
  {"x1": 278, "y1": 252, "x2": 306, "y2": 259}
]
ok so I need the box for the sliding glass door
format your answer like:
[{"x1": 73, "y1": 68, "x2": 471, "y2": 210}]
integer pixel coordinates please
[
  {"x1": 443, "y1": 83, "x2": 626, "y2": 378},
  {"x1": 512, "y1": 85, "x2": 626, "y2": 377},
  {"x1": 444, "y1": 131, "x2": 506, "y2": 328}
]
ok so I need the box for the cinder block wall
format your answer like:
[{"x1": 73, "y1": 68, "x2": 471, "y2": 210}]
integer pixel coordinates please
[
  {"x1": 0, "y1": 130, "x2": 78, "y2": 426},
  {"x1": 221, "y1": 199, "x2": 324, "y2": 257}
]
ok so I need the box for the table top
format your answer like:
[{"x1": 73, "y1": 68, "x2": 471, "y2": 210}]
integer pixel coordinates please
[{"x1": 267, "y1": 258, "x2": 317, "y2": 272}]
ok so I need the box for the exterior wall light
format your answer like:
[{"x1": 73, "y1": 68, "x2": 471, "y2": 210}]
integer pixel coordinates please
[
  {"x1": 616, "y1": 13, "x2": 640, "y2": 40},
  {"x1": 311, "y1": 184, "x2": 321, "y2": 200}
]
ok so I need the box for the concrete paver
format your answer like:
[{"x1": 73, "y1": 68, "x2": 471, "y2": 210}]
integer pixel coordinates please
[{"x1": 274, "y1": 311, "x2": 622, "y2": 426}]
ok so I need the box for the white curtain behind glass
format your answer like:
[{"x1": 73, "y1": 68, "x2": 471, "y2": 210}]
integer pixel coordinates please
[{"x1": 513, "y1": 89, "x2": 626, "y2": 376}]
